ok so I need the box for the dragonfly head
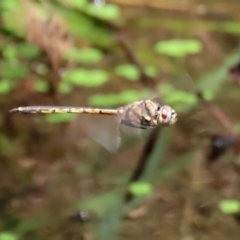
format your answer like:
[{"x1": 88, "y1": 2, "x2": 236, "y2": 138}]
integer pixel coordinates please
[{"x1": 157, "y1": 105, "x2": 177, "y2": 126}]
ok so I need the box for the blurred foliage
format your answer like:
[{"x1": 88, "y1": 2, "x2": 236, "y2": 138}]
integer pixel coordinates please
[
  {"x1": 33, "y1": 79, "x2": 49, "y2": 93},
  {"x1": 115, "y1": 64, "x2": 140, "y2": 81},
  {"x1": 45, "y1": 113, "x2": 77, "y2": 123},
  {"x1": 88, "y1": 89, "x2": 150, "y2": 106},
  {"x1": 0, "y1": 232, "x2": 18, "y2": 240},
  {"x1": 155, "y1": 39, "x2": 203, "y2": 57},
  {"x1": 64, "y1": 47, "x2": 103, "y2": 64},
  {"x1": 1, "y1": 0, "x2": 240, "y2": 240},
  {"x1": 49, "y1": 1, "x2": 116, "y2": 48},
  {"x1": 219, "y1": 199, "x2": 240, "y2": 214},
  {"x1": 0, "y1": 80, "x2": 13, "y2": 95},
  {"x1": 62, "y1": 69, "x2": 110, "y2": 87},
  {"x1": 128, "y1": 181, "x2": 153, "y2": 196}
]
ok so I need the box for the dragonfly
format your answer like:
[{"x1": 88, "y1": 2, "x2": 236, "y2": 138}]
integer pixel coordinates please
[{"x1": 10, "y1": 99, "x2": 177, "y2": 129}]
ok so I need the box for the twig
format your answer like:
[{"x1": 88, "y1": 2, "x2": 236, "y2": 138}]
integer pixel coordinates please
[
  {"x1": 197, "y1": 91, "x2": 235, "y2": 135},
  {"x1": 124, "y1": 127, "x2": 161, "y2": 203},
  {"x1": 117, "y1": 34, "x2": 161, "y2": 203},
  {"x1": 116, "y1": 34, "x2": 156, "y2": 90}
]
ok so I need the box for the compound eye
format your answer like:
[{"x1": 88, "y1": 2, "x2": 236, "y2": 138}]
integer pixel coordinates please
[
  {"x1": 161, "y1": 108, "x2": 168, "y2": 120},
  {"x1": 158, "y1": 106, "x2": 172, "y2": 125}
]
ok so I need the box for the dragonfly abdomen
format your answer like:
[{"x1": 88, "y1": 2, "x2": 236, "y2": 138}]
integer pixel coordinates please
[{"x1": 9, "y1": 106, "x2": 119, "y2": 115}]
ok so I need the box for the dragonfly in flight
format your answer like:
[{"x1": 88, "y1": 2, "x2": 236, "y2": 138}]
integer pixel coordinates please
[{"x1": 10, "y1": 99, "x2": 177, "y2": 129}]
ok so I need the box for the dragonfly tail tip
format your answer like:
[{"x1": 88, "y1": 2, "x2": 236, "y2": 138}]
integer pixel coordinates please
[{"x1": 9, "y1": 108, "x2": 18, "y2": 113}]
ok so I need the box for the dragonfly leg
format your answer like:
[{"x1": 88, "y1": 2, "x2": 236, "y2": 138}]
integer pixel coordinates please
[{"x1": 120, "y1": 119, "x2": 148, "y2": 129}]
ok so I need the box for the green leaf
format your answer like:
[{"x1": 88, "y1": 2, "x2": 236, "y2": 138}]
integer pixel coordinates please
[
  {"x1": 0, "y1": 232, "x2": 18, "y2": 240},
  {"x1": 115, "y1": 64, "x2": 140, "y2": 81},
  {"x1": 203, "y1": 90, "x2": 214, "y2": 101},
  {"x1": 64, "y1": 48, "x2": 103, "y2": 64},
  {"x1": 0, "y1": 62, "x2": 29, "y2": 79},
  {"x1": 63, "y1": 0, "x2": 88, "y2": 9},
  {"x1": 0, "y1": 0, "x2": 18, "y2": 10},
  {"x1": 164, "y1": 91, "x2": 197, "y2": 105},
  {"x1": 219, "y1": 199, "x2": 240, "y2": 214},
  {"x1": 58, "y1": 82, "x2": 73, "y2": 93},
  {"x1": 17, "y1": 43, "x2": 40, "y2": 59},
  {"x1": 0, "y1": 80, "x2": 12, "y2": 94},
  {"x1": 33, "y1": 80, "x2": 49, "y2": 93},
  {"x1": 1, "y1": 43, "x2": 40, "y2": 60},
  {"x1": 129, "y1": 181, "x2": 153, "y2": 196},
  {"x1": 62, "y1": 69, "x2": 109, "y2": 87},
  {"x1": 89, "y1": 93, "x2": 121, "y2": 106},
  {"x1": 88, "y1": 89, "x2": 150, "y2": 106},
  {"x1": 1, "y1": 2, "x2": 25, "y2": 37},
  {"x1": 157, "y1": 83, "x2": 198, "y2": 111},
  {"x1": 2, "y1": 46, "x2": 17, "y2": 61},
  {"x1": 86, "y1": 4, "x2": 120, "y2": 20},
  {"x1": 145, "y1": 65, "x2": 157, "y2": 77},
  {"x1": 45, "y1": 113, "x2": 77, "y2": 123},
  {"x1": 222, "y1": 21, "x2": 240, "y2": 34},
  {"x1": 49, "y1": 1, "x2": 114, "y2": 48},
  {"x1": 118, "y1": 90, "x2": 150, "y2": 103},
  {"x1": 155, "y1": 39, "x2": 202, "y2": 57}
]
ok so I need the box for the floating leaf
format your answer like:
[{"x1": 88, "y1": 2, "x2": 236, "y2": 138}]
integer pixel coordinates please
[
  {"x1": 129, "y1": 181, "x2": 153, "y2": 196},
  {"x1": 89, "y1": 93, "x2": 120, "y2": 106},
  {"x1": 119, "y1": 90, "x2": 150, "y2": 103},
  {"x1": 62, "y1": 69, "x2": 109, "y2": 87},
  {"x1": 155, "y1": 39, "x2": 202, "y2": 57},
  {"x1": 164, "y1": 91, "x2": 197, "y2": 105},
  {"x1": 0, "y1": 80, "x2": 12, "y2": 94},
  {"x1": 64, "y1": 48, "x2": 103, "y2": 64},
  {"x1": 0, "y1": 232, "x2": 18, "y2": 240},
  {"x1": 45, "y1": 113, "x2": 77, "y2": 123},
  {"x1": 115, "y1": 64, "x2": 140, "y2": 81},
  {"x1": 157, "y1": 83, "x2": 198, "y2": 111},
  {"x1": 219, "y1": 199, "x2": 240, "y2": 214},
  {"x1": 88, "y1": 89, "x2": 150, "y2": 106}
]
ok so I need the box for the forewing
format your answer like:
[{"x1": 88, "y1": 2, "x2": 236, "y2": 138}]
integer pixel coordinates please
[
  {"x1": 65, "y1": 113, "x2": 121, "y2": 152},
  {"x1": 85, "y1": 115, "x2": 121, "y2": 152}
]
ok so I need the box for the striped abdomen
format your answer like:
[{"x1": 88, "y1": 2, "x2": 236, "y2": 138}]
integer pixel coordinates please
[{"x1": 9, "y1": 106, "x2": 119, "y2": 115}]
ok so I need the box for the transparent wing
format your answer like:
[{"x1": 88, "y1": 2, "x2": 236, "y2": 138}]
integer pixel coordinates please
[
  {"x1": 64, "y1": 103, "x2": 150, "y2": 152},
  {"x1": 85, "y1": 115, "x2": 121, "y2": 152},
  {"x1": 65, "y1": 113, "x2": 122, "y2": 152},
  {"x1": 64, "y1": 99, "x2": 162, "y2": 152}
]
